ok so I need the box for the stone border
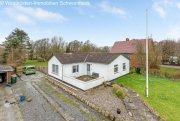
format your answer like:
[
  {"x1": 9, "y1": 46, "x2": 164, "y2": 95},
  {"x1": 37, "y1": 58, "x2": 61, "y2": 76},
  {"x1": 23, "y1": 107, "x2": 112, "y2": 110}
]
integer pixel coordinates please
[
  {"x1": 122, "y1": 86, "x2": 164, "y2": 121},
  {"x1": 46, "y1": 76, "x2": 121, "y2": 121},
  {"x1": 139, "y1": 96, "x2": 164, "y2": 121},
  {"x1": 32, "y1": 83, "x2": 74, "y2": 121}
]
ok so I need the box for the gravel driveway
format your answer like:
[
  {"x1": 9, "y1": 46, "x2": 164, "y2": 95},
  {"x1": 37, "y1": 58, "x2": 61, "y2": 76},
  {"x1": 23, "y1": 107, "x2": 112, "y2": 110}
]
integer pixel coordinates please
[
  {"x1": 12, "y1": 72, "x2": 65, "y2": 121},
  {"x1": 12, "y1": 71, "x2": 109, "y2": 121}
]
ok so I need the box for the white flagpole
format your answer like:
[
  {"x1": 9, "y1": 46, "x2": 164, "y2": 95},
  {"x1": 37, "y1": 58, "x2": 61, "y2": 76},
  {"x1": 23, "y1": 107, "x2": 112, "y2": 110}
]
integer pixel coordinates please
[{"x1": 145, "y1": 9, "x2": 149, "y2": 97}]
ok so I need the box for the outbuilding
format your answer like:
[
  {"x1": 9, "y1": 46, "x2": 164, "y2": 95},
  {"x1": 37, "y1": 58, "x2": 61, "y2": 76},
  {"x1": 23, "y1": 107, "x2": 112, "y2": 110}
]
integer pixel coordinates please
[{"x1": 0, "y1": 65, "x2": 14, "y2": 83}]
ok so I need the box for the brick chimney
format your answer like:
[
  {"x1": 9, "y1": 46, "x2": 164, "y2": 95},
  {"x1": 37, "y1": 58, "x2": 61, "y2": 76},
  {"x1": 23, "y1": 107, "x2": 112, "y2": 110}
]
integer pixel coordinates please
[{"x1": 126, "y1": 38, "x2": 129, "y2": 41}]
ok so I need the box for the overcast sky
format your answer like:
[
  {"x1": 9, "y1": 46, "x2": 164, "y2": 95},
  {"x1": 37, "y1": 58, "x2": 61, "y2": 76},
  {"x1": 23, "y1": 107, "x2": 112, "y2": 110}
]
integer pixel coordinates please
[{"x1": 0, "y1": 0, "x2": 180, "y2": 46}]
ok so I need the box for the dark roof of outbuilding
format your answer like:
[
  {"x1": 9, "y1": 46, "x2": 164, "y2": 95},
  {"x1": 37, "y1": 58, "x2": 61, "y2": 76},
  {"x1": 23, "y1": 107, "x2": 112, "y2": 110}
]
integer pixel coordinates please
[
  {"x1": 0, "y1": 65, "x2": 14, "y2": 72},
  {"x1": 52, "y1": 53, "x2": 128, "y2": 64}
]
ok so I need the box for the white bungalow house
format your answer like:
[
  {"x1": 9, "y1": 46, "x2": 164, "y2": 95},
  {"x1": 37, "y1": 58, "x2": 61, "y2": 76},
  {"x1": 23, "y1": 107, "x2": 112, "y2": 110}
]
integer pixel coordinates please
[{"x1": 48, "y1": 53, "x2": 129, "y2": 90}]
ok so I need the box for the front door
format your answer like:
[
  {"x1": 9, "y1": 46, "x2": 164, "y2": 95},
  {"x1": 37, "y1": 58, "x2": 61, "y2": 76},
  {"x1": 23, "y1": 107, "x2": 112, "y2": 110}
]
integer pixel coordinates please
[{"x1": 87, "y1": 64, "x2": 91, "y2": 75}]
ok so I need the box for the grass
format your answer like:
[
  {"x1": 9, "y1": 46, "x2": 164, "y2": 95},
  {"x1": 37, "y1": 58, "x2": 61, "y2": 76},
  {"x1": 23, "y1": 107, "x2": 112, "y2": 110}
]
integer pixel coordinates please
[
  {"x1": 160, "y1": 67, "x2": 180, "y2": 75},
  {"x1": 40, "y1": 80, "x2": 76, "y2": 106},
  {"x1": 115, "y1": 73, "x2": 180, "y2": 121},
  {"x1": 24, "y1": 60, "x2": 48, "y2": 66}
]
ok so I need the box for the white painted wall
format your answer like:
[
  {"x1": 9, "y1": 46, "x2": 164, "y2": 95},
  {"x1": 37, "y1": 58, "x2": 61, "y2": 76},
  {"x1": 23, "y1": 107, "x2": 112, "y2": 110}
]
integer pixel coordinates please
[
  {"x1": 48, "y1": 56, "x2": 63, "y2": 80},
  {"x1": 63, "y1": 75, "x2": 105, "y2": 90},
  {"x1": 48, "y1": 55, "x2": 130, "y2": 90},
  {"x1": 107, "y1": 55, "x2": 129, "y2": 80},
  {"x1": 84, "y1": 62, "x2": 108, "y2": 81},
  {"x1": 83, "y1": 77, "x2": 105, "y2": 90},
  {"x1": 63, "y1": 63, "x2": 85, "y2": 77}
]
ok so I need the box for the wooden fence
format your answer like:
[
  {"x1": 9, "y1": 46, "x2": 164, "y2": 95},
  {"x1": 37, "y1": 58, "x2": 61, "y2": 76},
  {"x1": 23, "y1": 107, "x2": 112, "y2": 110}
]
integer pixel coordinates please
[{"x1": 36, "y1": 66, "x2": 48, "y2": 74}]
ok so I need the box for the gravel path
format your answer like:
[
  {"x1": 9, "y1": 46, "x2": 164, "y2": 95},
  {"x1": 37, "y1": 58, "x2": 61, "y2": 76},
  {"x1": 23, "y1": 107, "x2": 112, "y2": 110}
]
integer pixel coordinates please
[
  {"x1": 12, "y1": 73, "x2": 65, "y2": 121},
  {"x1": 123, "y1": 88, "x2": 159, "y2": 121},
  {"x1": 37, "y1": 79, "x2": 110, "y2": 121},
  {"x1": 0, "y1": 84, "x2": 23, "y2": 121},
  {"x1": 78, "y1": 86, "x2": 133, "y2": 121},
  {"x1": 12, "y1": 72, "x2": 109, "y2": 121}
]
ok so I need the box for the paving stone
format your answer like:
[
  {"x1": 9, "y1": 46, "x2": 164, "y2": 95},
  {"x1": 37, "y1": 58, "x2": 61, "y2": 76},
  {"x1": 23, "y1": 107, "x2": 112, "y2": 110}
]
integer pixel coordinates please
[{"x1": 125, "y1": 102, "x2": 137, "y2": 110}]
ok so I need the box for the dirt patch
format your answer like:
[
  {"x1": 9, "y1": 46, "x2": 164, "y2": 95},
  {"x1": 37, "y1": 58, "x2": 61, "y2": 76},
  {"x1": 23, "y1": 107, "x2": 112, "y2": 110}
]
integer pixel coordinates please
[{"x1": 76, "y1": 75, "x2": 96, "y2": 82}]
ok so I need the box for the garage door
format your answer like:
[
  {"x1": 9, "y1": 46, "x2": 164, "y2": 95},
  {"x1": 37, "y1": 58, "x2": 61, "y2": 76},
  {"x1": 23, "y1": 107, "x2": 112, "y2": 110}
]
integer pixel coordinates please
[{"x1": 0, "y1": 72, "x2": 6, "y2": 83}]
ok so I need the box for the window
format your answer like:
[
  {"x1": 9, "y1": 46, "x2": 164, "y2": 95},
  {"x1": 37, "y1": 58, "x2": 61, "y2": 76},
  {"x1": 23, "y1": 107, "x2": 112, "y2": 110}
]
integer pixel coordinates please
[
  {"x1": 114, "y1": 64, "x2": 118, "y2": 73},
  {"x1": 52, "y1": 64, "x2": 59, "y2": 74},
  {"x1": 28, "y1": 67, "x2": 35, "y2": 70},
  {"x1": 72, "y1": 65, "x2": 79, "y2": 73},
  {"x1": 87, "y1": 64, "x2": 90, "y2": 71},
  {"x1": 123, "y1": 63, "x2": 126, "y2": 71},
  {"x1": 52, "y1": 64, "x2": 55, "y2": 73},
  {"x1": 55, "y1": 65, "x2": 59, "y2": 74}
]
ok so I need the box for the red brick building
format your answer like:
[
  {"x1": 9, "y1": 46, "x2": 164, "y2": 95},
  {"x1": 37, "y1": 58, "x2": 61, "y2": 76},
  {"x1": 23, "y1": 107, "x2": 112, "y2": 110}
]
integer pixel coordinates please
[{"x1": 111, "y1": 38, "x2": 145, "y2": 68}]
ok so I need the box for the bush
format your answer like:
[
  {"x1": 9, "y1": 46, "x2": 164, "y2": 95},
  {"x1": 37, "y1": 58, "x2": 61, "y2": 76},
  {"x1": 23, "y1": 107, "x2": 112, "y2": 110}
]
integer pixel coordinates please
[
  {"x1": 112, "y1": 84, "x2": 126, "y2": 99},
  {"x1": 130, "y1": 67, "x2": 135, "y2": 73},
  {"x1": 136, "y1": 67, "x2": 141, "y2": 74}
]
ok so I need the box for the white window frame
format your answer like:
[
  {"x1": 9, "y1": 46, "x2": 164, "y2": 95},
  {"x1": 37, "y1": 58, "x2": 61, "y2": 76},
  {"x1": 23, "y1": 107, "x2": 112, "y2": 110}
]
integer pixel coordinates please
[
  {"x1": 114, "y1": 64, "x2": 118, "y2": 74},
  {"x1": 72, "y1": 65, "x2": 79, "y2": 73},
  {"x1": 123, "y1": 63, "x2": 126, "y2": 71},
  {"x1": 52, "y1": 64, "x2": 59, "y2": 75}
]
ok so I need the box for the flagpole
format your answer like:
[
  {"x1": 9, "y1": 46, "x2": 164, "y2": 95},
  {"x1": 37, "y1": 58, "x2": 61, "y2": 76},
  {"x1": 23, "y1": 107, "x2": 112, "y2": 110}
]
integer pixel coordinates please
[{"x1": 145, "y1": 9, "x2": 149, "y2": 97}]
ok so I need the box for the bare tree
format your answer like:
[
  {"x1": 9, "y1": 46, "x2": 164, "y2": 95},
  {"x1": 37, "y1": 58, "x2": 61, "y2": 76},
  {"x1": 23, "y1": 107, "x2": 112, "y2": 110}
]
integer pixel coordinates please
[
  {"x1": 136, "y1": 39, "x2": 161, "y2": 69},
  {"x1": 160, "y1": 39, "x2": 176, "y2": 64},
  {"x1": 149, "y1": 40, "x2": 161, "y2": 68},
  {"x1": 135, "y1": 41, "x2": 145, "y2": 67},
  {"x1": 50, "y1": 36, "x2": 66, "y2": 54},
  {"x1": 66, "y1": 40, "x2": 83, "y2": 53}
]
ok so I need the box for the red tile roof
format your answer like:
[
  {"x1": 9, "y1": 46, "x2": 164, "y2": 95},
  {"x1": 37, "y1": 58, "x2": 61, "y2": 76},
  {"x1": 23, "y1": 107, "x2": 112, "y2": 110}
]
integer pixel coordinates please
[{"x1": 110, "y1": 39, "x2": 146, "y2": 54}]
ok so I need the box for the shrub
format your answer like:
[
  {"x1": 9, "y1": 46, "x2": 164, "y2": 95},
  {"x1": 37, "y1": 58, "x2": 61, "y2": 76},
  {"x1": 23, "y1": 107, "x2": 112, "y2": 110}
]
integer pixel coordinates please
[
  {"x1": 130, "y1": 67, "x2": 136, "y2": 73},
  {"x1": 112, "y1": 84, "x2": 119, "y2": 93},
  {"x1": 116, "y1": 89, "x2": 125, "y2": 99},
  {"x1": 112, "y1": 84, "x2": 126, "y2": 99},
  {"x1": 136, "y1": 67, "x2": 141, "y2": 74}
]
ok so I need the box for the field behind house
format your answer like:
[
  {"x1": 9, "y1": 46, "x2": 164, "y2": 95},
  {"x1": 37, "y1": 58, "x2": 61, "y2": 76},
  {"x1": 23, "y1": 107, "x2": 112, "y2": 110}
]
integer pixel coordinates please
[
  {"x1": 160, "y1": 67, "x2": 180, "y2": 75},
  {"x1": 115, "y1": 73, "x2": 180, "y2": 121},
  {"x1": 24, "y1": 60, "x2": 48, "y2": 66}
]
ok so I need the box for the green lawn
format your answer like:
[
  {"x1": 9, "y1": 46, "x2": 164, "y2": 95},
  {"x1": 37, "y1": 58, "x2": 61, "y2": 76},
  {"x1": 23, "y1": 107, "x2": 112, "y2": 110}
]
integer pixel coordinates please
[
  {"x1": 115, "y1": 73, "x2": 180, "y2": 121},
  {"x1": 160, "y1": 67, "x2": 180, "y2": 75},
  {"x1": 24, "y1": 60, "x2": 48, "y2": 66}
]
